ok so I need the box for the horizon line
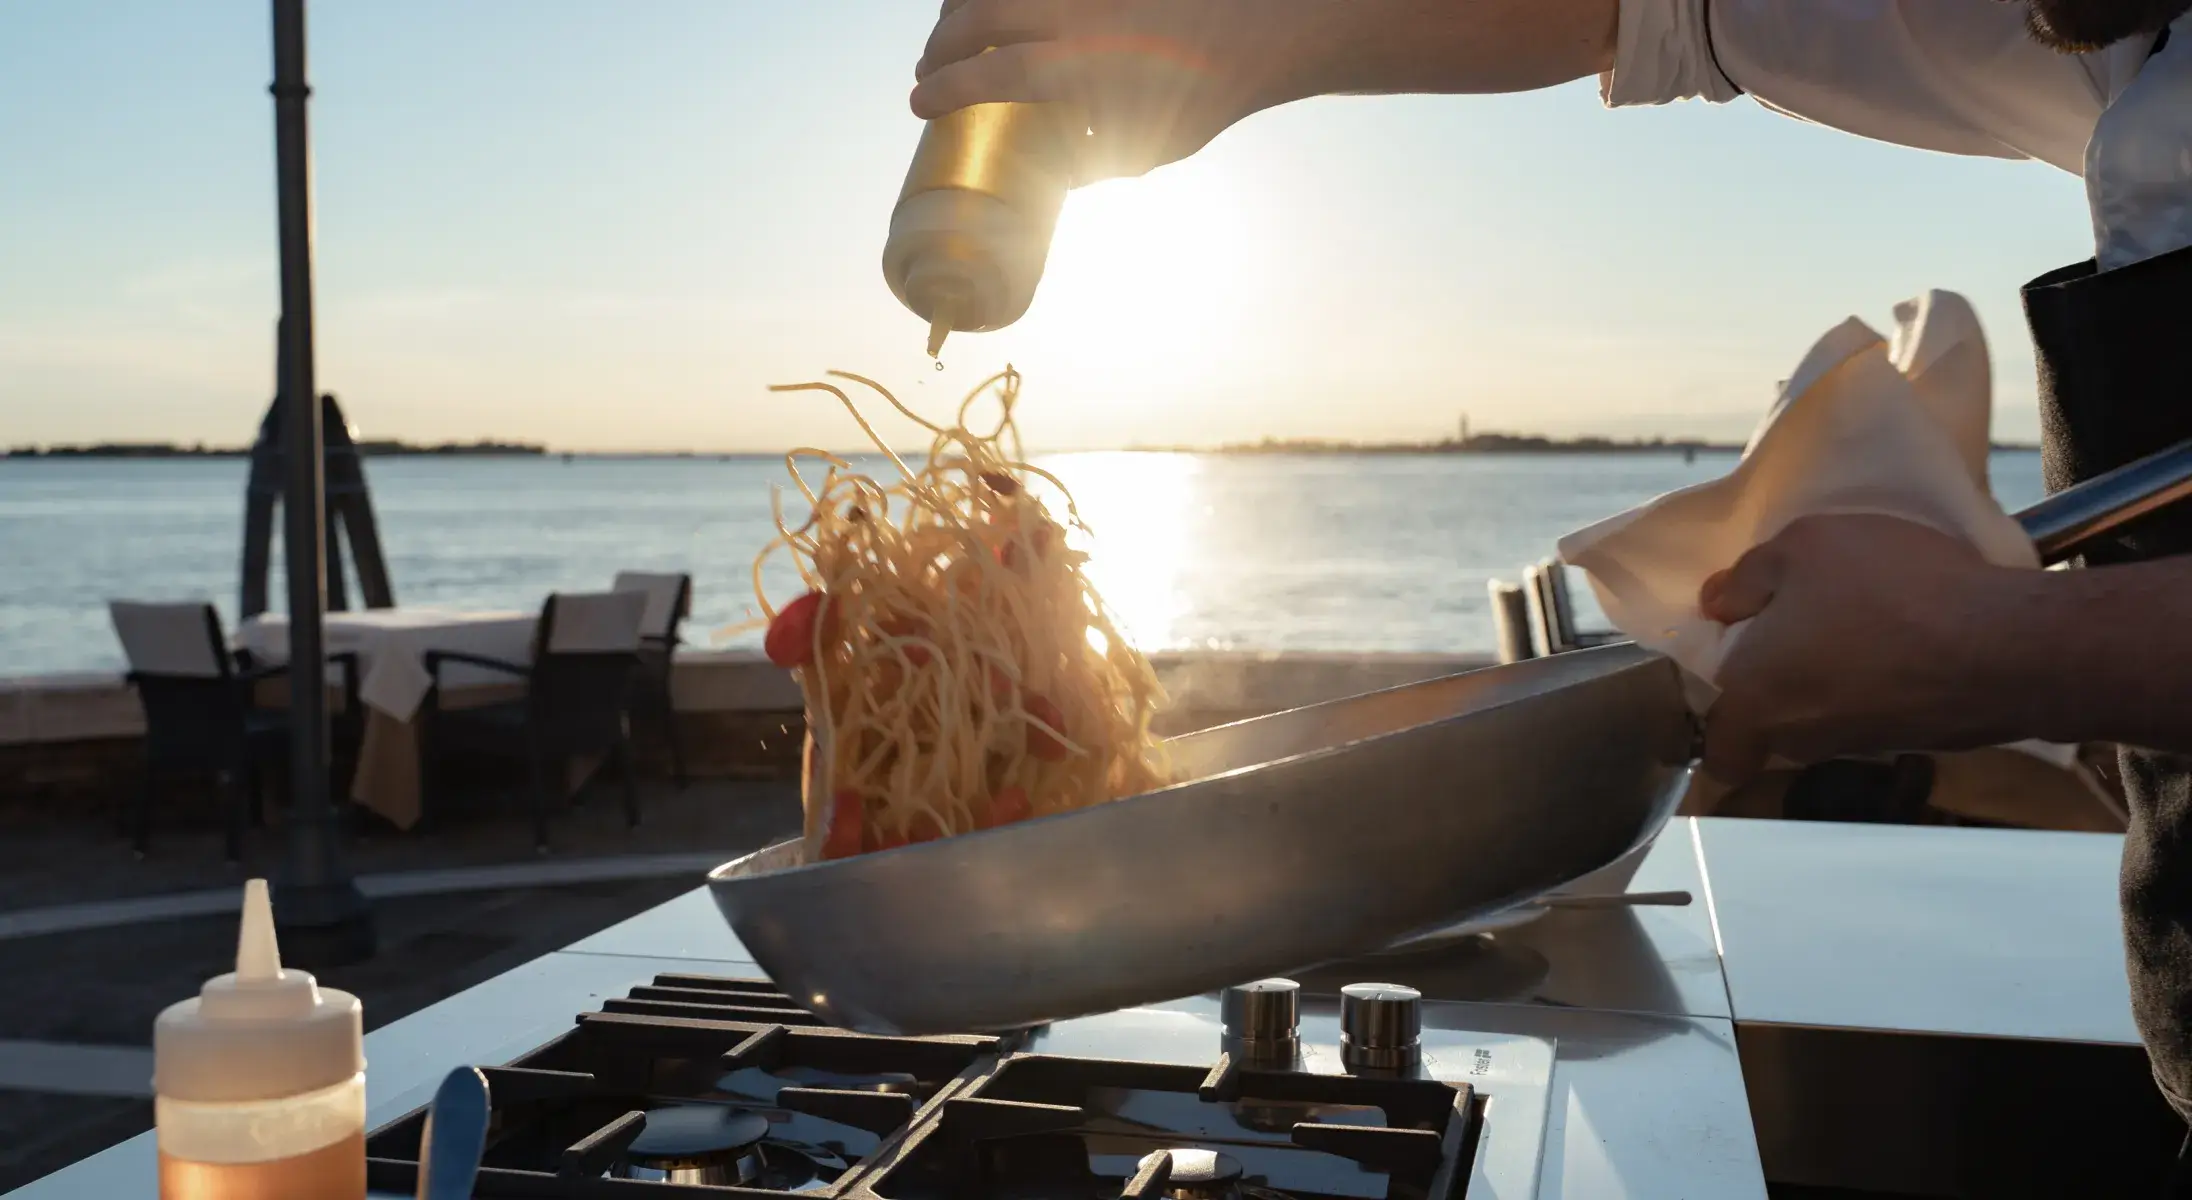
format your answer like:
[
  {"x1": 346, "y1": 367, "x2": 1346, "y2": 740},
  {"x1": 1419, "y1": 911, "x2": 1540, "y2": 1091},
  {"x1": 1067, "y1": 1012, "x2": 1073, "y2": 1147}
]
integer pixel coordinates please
[{"x1": 4, "y1": 435, "x2": 2049, "y2": 458}]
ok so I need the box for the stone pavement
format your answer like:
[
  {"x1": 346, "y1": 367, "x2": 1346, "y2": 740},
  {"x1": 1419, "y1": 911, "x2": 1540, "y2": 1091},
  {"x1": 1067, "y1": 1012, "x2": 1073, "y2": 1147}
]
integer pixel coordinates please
[{"x1": 0, "y1": 775, "x2": 800, "y2": 1193}]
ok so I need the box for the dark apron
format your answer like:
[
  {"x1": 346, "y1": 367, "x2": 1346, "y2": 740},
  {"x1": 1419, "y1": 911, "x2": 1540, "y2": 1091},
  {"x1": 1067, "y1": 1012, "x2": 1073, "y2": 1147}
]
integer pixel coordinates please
[{"x1": 2023, "y1": 242, "x2": 2192, "y2": 1190}]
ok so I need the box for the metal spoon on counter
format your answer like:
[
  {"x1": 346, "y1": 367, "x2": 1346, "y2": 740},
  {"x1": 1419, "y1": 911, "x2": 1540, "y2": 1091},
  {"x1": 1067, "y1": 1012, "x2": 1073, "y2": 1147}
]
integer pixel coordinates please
[
  {"x1": 415, "y1": 1067, "x2": 491, "y2": 1200},
  {"x1": 1540, "y1": 889, "x2": 1693, "y2": 911},
  {"x1": 1371, "y1": 889, "x2": 1696, "y2": 957}
]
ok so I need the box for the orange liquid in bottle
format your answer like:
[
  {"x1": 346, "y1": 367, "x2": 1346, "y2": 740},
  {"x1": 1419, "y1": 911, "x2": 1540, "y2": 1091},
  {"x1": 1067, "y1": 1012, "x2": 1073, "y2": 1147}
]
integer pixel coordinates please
[{"x1": 158, "y1": 1130, "x2": 365, "y2": 1200}]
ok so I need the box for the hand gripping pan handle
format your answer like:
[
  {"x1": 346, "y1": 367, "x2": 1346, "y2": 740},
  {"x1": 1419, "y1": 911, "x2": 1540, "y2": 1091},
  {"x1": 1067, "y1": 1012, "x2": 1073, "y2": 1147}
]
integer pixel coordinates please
[{"x1": 1672, "y1": 438, "x2": 2192, "y2": 757}]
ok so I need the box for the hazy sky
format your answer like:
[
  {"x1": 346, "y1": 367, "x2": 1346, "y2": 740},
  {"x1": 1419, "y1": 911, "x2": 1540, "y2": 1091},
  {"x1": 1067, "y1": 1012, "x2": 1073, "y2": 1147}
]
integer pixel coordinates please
[{"x1": 1, "y1": 1, "x2": 2096, "y2": 452}]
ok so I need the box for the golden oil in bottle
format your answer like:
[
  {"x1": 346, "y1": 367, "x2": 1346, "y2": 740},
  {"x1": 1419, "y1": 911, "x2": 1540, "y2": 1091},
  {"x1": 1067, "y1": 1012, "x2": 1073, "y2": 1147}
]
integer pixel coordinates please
[
  {"x1": 154, "y1": 881, "x2": 365, "y2": 1200},
  {"x1": 882, "y1": 99, "x2": 1081, "y2": 358}
]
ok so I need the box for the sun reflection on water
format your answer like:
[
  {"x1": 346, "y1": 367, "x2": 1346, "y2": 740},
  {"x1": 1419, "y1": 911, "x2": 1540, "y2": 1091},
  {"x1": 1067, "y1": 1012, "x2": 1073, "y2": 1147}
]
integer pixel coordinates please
[{"x1": 1029, "y1": 451, "x2": 1199, "y2": 651}]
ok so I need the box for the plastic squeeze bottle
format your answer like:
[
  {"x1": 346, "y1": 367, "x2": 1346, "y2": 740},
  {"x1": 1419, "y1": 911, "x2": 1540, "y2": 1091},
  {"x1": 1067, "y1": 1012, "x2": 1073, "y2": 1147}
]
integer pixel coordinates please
[
  {"x1": 155, "y1": 879, "x2": 365, "y2": 1200},
  {"x1": 882, "y1": 94, "x2": 1082, "y2": 359}
]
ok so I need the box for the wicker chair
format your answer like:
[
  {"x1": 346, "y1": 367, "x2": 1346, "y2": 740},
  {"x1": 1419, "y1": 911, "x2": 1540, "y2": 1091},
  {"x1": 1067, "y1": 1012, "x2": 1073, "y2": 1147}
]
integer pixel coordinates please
[
  {"x1": 612, "y1": 571, "x2": 693, "y2": 788},
  {"x1": 419, "y1": 590, "x2": 649, "y2": 852},
  {"x1": 109, "y1": 601, "x2": 359, "y2": 861}
]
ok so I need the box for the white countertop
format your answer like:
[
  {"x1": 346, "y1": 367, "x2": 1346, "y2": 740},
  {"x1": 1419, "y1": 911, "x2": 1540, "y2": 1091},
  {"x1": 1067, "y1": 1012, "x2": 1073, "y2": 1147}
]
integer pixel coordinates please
[
  {"x1": 11, "y1": 814, "x2": 2141, "y2": 1198},
  {"x1": 1696, "y1": 817, "x2": 2136, "y2": 1044}
]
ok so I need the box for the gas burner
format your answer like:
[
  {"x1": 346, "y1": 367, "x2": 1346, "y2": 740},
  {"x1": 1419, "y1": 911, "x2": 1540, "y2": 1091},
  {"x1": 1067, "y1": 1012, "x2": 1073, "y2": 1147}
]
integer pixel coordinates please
[
  {"x1": 1129, "y1": 1148, "x2": 1247, "y2": 1199},
  {"x1": 607, "y1": 1105, "x2": 847, "y2": 1191},
  {"x1": 613, "y1": 1106, "x2": 771, "y2": 1185}
]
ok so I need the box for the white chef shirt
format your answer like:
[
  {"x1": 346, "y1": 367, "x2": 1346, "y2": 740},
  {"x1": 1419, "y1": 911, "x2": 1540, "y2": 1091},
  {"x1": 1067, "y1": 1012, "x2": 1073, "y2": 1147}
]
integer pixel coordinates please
[{"x1": 1605, "y1": 0, "x2": 2192, "y2": 269}]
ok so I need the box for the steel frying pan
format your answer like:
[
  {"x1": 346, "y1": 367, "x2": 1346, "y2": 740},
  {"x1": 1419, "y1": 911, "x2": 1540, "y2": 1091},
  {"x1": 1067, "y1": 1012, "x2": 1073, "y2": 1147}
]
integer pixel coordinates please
[{"x1": 708, "y1": 439, "x2": 2192, "y2": 1035}]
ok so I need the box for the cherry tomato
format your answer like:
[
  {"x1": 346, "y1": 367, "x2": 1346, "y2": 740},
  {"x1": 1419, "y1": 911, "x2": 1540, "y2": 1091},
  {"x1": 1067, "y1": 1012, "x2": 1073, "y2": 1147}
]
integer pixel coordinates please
[
  {"x1": 765, "y1": 591, "x2": 828, "y2": 668},
  {"x1": 1025, "y1": 692, "x2": 1069, "y2": 761},
  {"x1": 997, "y1": 524, "x2": 1053, "y2": 570},
  {"x1": 907, "y1": 814, "x2": 945, "y2": 843},
  {"x1": 988, "y1": 785, "x2": 1032, "y2": 827},
  {"x1": 821, "y1": 788, "x2": 865, "y2": 860},
  {"x1": 878, "y1": 614, "x2": 933, "y2": 666}
]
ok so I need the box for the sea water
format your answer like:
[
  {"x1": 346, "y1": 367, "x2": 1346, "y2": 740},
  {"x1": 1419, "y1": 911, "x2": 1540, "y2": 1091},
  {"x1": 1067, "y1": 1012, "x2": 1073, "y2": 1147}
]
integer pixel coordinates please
[{"x1": 0, "y1": 451, "x2": 2046, "y2": 677}]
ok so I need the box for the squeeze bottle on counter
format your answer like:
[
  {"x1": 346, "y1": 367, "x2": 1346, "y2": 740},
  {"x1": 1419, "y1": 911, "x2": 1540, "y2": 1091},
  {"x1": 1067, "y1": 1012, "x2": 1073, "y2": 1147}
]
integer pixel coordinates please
[
  {"x1": 154, "y1": 879, "x2": 365, "y2": 1200},
  {"x1": 882, "y1": 96, "x2": 1082, "y2": 358}
]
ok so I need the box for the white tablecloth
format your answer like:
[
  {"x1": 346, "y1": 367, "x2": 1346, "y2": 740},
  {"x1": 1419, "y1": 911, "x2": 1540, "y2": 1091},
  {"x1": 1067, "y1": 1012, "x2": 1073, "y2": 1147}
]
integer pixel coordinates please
[
  {"x1": 238, "y1": 607, "x2": 534, "y2": 721},
  {"x1": 235, "y1": 608, "x2": 546, "y2": 830}
]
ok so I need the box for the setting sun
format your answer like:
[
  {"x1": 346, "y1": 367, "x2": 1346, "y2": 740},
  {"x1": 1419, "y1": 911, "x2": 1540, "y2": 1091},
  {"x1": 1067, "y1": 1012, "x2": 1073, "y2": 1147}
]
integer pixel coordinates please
[{"x1": 1011, "y1": 161, "x2": 1273, "y2": 382}]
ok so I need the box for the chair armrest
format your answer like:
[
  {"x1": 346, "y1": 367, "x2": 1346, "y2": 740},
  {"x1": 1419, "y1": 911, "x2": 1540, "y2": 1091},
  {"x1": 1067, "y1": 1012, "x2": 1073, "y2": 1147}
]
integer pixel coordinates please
[
  {"x1": 235, "y1": 661, "x2": 289, "y2": 685},
  {"x1": 424, "y1": 649, "x2": 531, "y2": 683}
]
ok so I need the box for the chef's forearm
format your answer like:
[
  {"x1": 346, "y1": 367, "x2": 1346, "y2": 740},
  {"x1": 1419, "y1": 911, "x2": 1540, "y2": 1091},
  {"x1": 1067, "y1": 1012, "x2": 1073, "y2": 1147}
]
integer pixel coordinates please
[
  {"x1": 1282, "y1": 0, "x2": 1619, "y2": 103},
  {"x1": 1989, "y1": 556, "x2": 2192, "y2": 755}
]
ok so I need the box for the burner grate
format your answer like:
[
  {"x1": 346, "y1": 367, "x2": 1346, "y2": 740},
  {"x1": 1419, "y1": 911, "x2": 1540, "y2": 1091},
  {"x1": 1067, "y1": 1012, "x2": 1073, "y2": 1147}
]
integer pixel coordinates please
[
  {"x1": 365, "y1": 975, "x2": 998, "y2": 1197},
  {"x1": 855, "y1": 1053, "x2": 1480, "y2": 1200},
  {"x1": 363, "y1": 974, "x2": 1485, "y2": 1199}
]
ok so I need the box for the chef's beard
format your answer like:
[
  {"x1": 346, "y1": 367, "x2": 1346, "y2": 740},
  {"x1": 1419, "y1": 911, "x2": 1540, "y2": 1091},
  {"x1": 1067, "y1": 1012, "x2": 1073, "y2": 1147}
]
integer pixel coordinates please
[{"x1": 2023, "y1": 0, "x2": 2192, "y2": 51}]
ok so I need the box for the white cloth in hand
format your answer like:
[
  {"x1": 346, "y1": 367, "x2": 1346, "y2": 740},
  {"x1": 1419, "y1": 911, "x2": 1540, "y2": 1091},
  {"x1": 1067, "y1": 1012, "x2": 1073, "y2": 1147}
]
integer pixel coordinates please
[{"x1": 1554, "y1": 290, "x2": 2068, "y2": 764}]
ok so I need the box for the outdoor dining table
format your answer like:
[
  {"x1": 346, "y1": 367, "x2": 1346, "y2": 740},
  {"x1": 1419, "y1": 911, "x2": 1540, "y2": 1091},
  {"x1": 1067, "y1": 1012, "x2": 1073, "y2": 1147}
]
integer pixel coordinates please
[{"x1": 237, "y1": 606, "x2": 539, "y2": 830}]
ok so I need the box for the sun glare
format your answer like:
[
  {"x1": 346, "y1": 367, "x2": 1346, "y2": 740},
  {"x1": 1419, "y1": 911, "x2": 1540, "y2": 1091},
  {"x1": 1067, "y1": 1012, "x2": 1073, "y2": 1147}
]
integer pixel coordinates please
[
  {"x1": 1029, "y1": 450, "x2": 1199, "y2": 651},
  {"x1": 1019, "y1": 165, "x2": 1270, "y2": 377}
]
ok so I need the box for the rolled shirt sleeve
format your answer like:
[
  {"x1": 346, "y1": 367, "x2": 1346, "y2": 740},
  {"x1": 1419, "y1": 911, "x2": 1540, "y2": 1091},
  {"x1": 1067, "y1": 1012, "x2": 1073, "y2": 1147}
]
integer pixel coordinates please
[
  {"x1": 1604, "y1": 0, "x2": 2142, "y2": 175},
  {"x1": 1601, "y1": 0, "x2": 1741, "y2": 107}
]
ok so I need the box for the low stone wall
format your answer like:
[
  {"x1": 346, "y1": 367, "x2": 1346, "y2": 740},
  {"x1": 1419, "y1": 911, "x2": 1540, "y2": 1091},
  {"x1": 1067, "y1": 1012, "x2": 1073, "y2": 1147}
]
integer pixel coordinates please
[{"x1": 1, "y1": 649, "x2": 1496, "y2": 801}]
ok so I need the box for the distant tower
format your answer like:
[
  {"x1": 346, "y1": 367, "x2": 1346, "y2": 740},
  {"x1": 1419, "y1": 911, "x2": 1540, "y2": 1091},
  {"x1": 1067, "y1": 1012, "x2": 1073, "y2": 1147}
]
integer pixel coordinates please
[{"x1": 1457, "y1": 413, "x2": 1470, "y2": 445}]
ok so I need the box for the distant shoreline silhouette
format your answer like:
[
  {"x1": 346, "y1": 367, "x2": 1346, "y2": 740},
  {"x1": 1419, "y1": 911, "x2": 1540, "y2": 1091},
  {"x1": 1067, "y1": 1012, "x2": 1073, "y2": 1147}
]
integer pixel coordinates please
[
  {"x1": 1142, "y1": 433, "x2": 1744, "y2": 456},
  {"x1": 1137, "y1": 433, "x2": 2043, "y2": 456},
  {"x1": 5, "y1": 434, "x2": 2044, "y2": 459},
  {"x1": 5, "y1": 439, "x2": 547, "y2": 459}
]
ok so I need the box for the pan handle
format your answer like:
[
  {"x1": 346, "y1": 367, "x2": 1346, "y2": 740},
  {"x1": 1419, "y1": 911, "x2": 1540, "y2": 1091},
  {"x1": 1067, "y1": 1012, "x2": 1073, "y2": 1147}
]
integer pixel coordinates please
[{"x1": 2015, "y1": 437, "x2": 2192, "y2": 565}]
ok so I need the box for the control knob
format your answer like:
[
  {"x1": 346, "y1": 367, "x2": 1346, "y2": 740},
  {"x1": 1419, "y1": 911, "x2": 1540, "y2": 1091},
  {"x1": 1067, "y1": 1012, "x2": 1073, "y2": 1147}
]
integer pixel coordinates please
[
  {"x1": 1219, "y1": 978, "x2": 1300, "y2": 1066},
  {"x1": 1339, "y1": 982, "x2": 1421, "y2": 1072}
]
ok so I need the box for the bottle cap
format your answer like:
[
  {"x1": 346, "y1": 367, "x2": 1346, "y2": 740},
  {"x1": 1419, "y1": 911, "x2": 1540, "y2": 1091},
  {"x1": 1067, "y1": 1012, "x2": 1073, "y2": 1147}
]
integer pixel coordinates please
[{"x1": 154, "y1": 880, "x2": 363, "y2": 1103}]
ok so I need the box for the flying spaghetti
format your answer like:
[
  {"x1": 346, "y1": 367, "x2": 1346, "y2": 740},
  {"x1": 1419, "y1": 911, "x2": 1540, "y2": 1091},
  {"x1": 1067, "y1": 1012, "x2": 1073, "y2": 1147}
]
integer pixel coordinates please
[{"x1": 754, "y1": 367, "x2": 1170, "y2": 862}]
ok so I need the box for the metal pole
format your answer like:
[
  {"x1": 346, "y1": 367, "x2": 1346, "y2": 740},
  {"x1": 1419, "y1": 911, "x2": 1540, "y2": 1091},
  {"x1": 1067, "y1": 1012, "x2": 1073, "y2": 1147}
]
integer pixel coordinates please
[
  {"x1": 1487, "y1": 580, "x2": 1533, "y2": 664},
  {"x1": 271, "y1": 0, "x2": 374, "y2": 966}
]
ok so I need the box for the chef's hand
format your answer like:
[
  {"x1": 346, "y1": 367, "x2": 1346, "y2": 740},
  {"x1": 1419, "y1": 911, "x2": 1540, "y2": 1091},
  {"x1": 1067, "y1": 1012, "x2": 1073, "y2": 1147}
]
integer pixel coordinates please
[
  {"x1": 912, "y1": 0, "x2": 1309, "y2": 183},
  {"x1": 1698, "y1": 514, "x2": 2028, "y2": 785},
  {"x1": 910, "y1": 0, "x2": 1619, "y2": 183}
]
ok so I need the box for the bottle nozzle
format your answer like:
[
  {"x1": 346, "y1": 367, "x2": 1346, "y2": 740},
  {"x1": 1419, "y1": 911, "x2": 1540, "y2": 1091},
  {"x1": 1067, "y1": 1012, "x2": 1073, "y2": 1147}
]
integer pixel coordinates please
[
  {"x1": 926, "y1": 314, "x2": 952, "y2": 360},
  {"x1": 236, "y1": 879, "x2": 282, "y2": 983}
]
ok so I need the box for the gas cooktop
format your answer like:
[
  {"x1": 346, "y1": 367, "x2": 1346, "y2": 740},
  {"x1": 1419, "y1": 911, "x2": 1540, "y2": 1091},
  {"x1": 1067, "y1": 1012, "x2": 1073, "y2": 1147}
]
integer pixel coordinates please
[{"x1": 363, "y1": 974, "x2": 1554, "y2": 1198}]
